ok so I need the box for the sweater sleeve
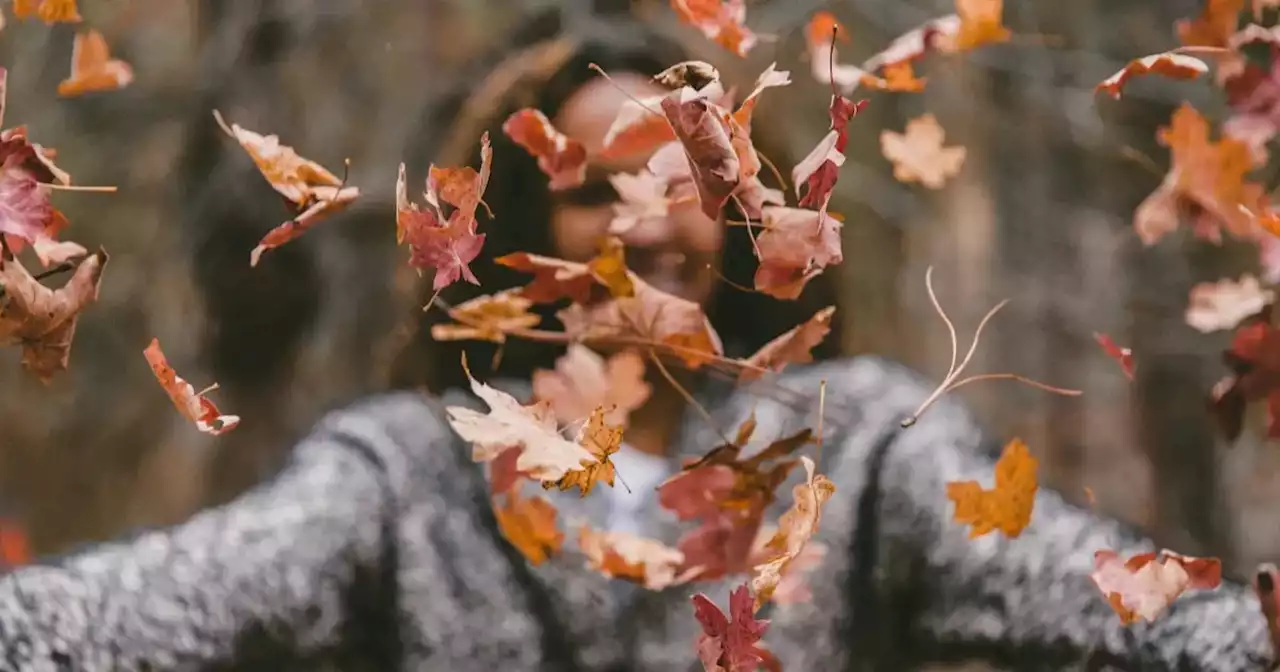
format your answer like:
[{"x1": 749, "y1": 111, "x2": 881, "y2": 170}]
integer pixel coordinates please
[
  {"x1": 0, "y1": 391, "x2": 441, "y2": 672},
  {"x1": 731, "y1": 357, "x2": 1274, "y2": 671}
]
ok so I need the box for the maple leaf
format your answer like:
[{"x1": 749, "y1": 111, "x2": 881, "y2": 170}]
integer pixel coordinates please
[
  {"x1": 1177, "y1": 0, "x2": 1244, "y2": 48},
  {"x1": 531, "y1": 344, "x2": 651, "y2": 426},
  {"x1": 398, "y1": 163, "x2": 486, "y2": 291},
  {"x1": 740, "y1": 306, "x2": 836, "y2": 381},
  {"x1": 0, "y1": 249, "x2": 106, "y2": 382},
  {"x1": 1134, "y1": 103, "x2": 1264, "y2": 245},
  {"x1": 493, "y1": 487, "x2": 563, "y2": 565},
  {"x1": 608, "y1": 170, "x2": 676, "y2": 245},
  {"x1": 1210, "y1": 309, "x2": 1280, "y2": 440},
  {"x1": 1093, "y1": 332, "x2": 1136, "y2": 381},
  {"x1": 660, "y1": 90, "x2": 740, "y2": 221},
  {"x1": 1090, "y1": 549, "x2": 1222, "y2": 624},
  {"x1": 213, "y1": 111, "x2": 360, "y2": 266},
  {"x1": 587, "y1": 236, "x2": 636, "y2": 298},
  {"x1": 578, "y1": 525, "x2": 688, "y2": 590},
  {"x1": 1186, "y1": 274, "x2": 1275, "y2": 333},
  {"x1": 670, "y1": 0, "x2": 757, "y2": 57},
  {"x1": 428, "y1": 132, "x2": 494, "y2": 222},
  {"x1": 754, "y1": 206, "x2": 844, "y2": 300},
  {"x1": 445, "y1": 356, "x2": 598, "y2": 481},
  {"x1": 57, "y1": 29, "x2": 134, "y2": 98},
  {"x1": 945, "y1": 437, "x2": 1038, "y2": 538},
  {"x1": 952, "y1": 0, "x2": 1012, "y2": 51},
  {"x1": 690, "y1": 585, "x2": 776, "y2": 672},
  {"x1": 556, "y1": 273, "x2": 725, "y2": 369},
  {"x1": 880, "y1": 114, "x2": 967, "y2": 189},
  {"x1": 144, "y1": 337, "x2": 240, "y2": 435},
  {"x1": 1095, "y1": 52, "x2": 1210, "y2": 100},
  {"x1": 12, "y1": 0, "x2": 80, "y2": 23},
  {"x1": 502, "y1": 108, "x2": 588, "y2": 191},
  {"x1": 749, "y1": 456, "x2": 836, "y2": 610},
  {"x1": 430, "y1": 289, "x2": 541, "y2": 344},
  {"x1": 543, "y1": 406, "x2": 622, "y2": 496}
]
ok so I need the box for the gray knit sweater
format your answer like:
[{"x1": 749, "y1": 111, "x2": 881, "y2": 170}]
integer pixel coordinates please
[{"x1": 0, "y1": 357, "x2": 1270, "y2": 671}]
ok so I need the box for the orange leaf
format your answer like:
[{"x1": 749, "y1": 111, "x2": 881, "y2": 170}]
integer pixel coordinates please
[
  {"x1": 493, "y1": 488, "x2": 563, "y2": 565},
  {"x1": 144, "y1": 337, "x2": 240, "y2": 435},
  {"x1": 532, "y1": 344, "x2": 651, "y2": 427},
  {"x1": 749, "y1": 456, "x2": 836, "y2": 610},
  {"x1": 496, "y1": 252, "x2": 600, "y2": 304},
  {"x1": 1096, "y1": 52, "x2": 1210, "y2": 99},
  {"x1": 1090, "y1": 549, "x2": 1222, "y2": 624},
  {"x1": 502, "y1": 108, "x2": 588, "y2": 191},
  {"x1": 429, "y1": 289, "x2": 541, "y2": 344},
  {"x1": 57, "y1": 30, "x2": 133, "y2": 98},
  {"x1": 741, "y1": 306, "x2": 836, "y2": 381},
  {"x1": 952, "y1": 0, "x2": 1012, "y2": 51},
  {"x1": 13, "y1": 0, "x2": 80, "y2": 23},
  {"x1": 542, "y1": 406, "x2": 622, "y2": 496},
  {"x1": 880, "y1": 113, "x2": 966, "y2": 188},
  {"x1": 428, "y1": 132, "x2": 493, "y2": 223},
  {"x1": 754, "y1": 207, "x2": 843, "y2": 300},
  {"x1": 578, "y1": 525, "x2": 688, "y2": 589},
  {"x1": 945, "y1": 437, "x2": 1038, "y2": 538},
  {"x1": 860, "y1": 61, "x2": 929, "y2": 93},
  {"x1": 1177, "y1": 0, "x2": 1244, "y2": 47},
  {"x1": 670, "y1": 0, "x2": 757, "y2": 57},
  {"x1": 586, "y1": 236, "x2": 636, "y2": 299}
]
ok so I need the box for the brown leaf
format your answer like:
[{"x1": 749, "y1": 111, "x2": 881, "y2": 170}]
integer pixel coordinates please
[
  {"x1": 13, "y1": 0, "x2": 81, "y2": 23},
  {"x1": 493, "y1": 488, "x2": 563, "y2": 565},
  {"x1": 586, "y1": 236, "x2": 636, "y2": 298},
  {"x1": 754, "y1": 207, "x2": 843, "y2": 300},
  {"x1": 542, "y1": 406, "x2": 622, "y2": 496},
  {"x1": 659, "y1": 91, "x2": 740, "y2": 221},
  {"x1": 0, "y1": 249, "x2": 106, "y2": 382},
  {"x1": 741, "y1": 306, "x2": 836, "y2": 381},
  {"x1": 946, "y1": 437, "x2": 1037, "y2": 538},
  {"x1": 578, "y1": 525, "x2": 688, "y2": 589},
  {"x1": 496, "y1": 252, "x2": 600, "y2": 304},
  {"x1": 144, "y1": 337, "x2": 240, "y2": 435},
  {"x1": 670, "y1": 0, "x2": 757, "y2": 57},
  {"x1": 749, "y1": 456, "x2": 835, "y2": 610},
  {"x1": 430, "y1": 289, "x2": 542, "y2": 344}
]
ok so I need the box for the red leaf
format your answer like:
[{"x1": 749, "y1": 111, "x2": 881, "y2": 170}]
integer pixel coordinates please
[
  {"x1": 1212, "y1": 307, "x2": 1280, "y2": 440},
  {"x1": 670, "y1": 0, "x2": 757, "y2": 58},
  {"x1": 1093, "y1": 332, "x2": 1135, "y2": 381},
  {"x1": 406, "y1": 211, "x2": 486, "y2": 290},
  {"x1": 754, "y1": 207, "x2": 843, "y2": 300},
  {"x1": 690, "y1": 584, "x2": 773, "y2": 672},
  {"x1": 502, "y1": 109, "x2": 588, "y2": 191},
  {"x1": 741, "y1": 306, "x2": 836, "y2": 381},
  {"x1": 144, "y1": 338, "x2": 240, "y2": 435},
  {"x1": 0, "y1": 156, "x2": 51, "y2": 245},
  {"x1": 660, "y1": 91, "x2": 740, "y2": 221},
  {"x1": 794, "y1": 96, "x2": 867, "y2": 210}
]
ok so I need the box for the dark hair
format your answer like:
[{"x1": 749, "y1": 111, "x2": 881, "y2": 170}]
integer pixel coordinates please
[{"x1": 388, "y1": 10, "x2": 845, "y2": 394}]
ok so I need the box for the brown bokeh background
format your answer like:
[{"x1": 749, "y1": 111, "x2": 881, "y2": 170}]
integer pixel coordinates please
[{"x1": 0, "y1": 0, "x2": 1270, "y2": 591}]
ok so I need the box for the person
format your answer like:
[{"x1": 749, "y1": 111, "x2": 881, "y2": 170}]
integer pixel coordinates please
[{"x1": 0, "y1": 8, "x2": 1272, "y2": 672}]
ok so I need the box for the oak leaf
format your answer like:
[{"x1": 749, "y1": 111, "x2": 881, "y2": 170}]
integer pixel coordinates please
[
  {"x1": 430, "y1": 289, "x2": 541, "y2": 344},
  {"x1": 749, "y1": 456, "x2": 835, "y2": 610},
  {"x1": 57, "y1": 29, "x2": 133, "y2": 98},
  {"x1": 493, "y1": 488, "x2": 563, "y2": 565},
  {"x1": 578, "y1": 525, "x2": 687, "y2": 590},
  {"x1": 691, "y1": 584, "x2": 777, "y2": 672},
  {"x1": 502, "y1": 108, "x2": 588, "y2": 191},
  {"x1": 880, "y1": 114, "x2": 966, "y2": 189},
  {"x1": 1090, "y1": 549, "x2": 1222, "y2": 624},
  {"x1": 1096, "y1": 52, "x2": 1210, "y2": 99},
  {"x1": 741, "y1": 306, "x2": 836, "y2": 381},
  {"x1": 144, "y1": 337, "x2": 240, "y2": 435},
  {"x1": 945, "y1": 437, "x2": 1037, "y2": 538},
  {"x1": 531, "y1": 344, "x2": 651, "y2": 426},
  {"x1": 1185, "y1": 274, "x2": 1275, "y2": 333},
  {"x1": 0, "y1": 249, "x2": 105, "y2": 382}
]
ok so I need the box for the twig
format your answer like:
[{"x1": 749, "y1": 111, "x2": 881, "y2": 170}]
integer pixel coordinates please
[
  {"x1": 901, "y1": 266, "x2": 1081, "y2": 427},
  {"x1": 589, "y1": 63, "x2": 665, "y2": 117},
  {"x1": 32, "y1": 260, "x2": 78, "y2": 282},
  {"x1": 648, "y1": 349, "x2": 732, "y2": 446},
  {"x1": 39, "y1": 183, "x2": 118, "y2": 193},
  {"x1": 815, "y1": 379, "x2": 827, "y2": 464}
]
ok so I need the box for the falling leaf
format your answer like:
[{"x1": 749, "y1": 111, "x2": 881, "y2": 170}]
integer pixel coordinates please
[
  {"x1": 660, "y1": 92, "x2": 740, "y2": 221},
  {"x1": 398, "y1": 160, "x2": 486, "y2": 291},
  {"x1": 543, "y1": 406, "x2": 622, "y2": 496},
  {"x1": 952, "y1": 0, "x2": 1012, "y2": 51},
  {"x1": 741, "y1": 306, "x2": 836, "y2": 381},
  {"x1": 794, "y1": 95, "x2": 867, "y2": 214},
  {"x1": 1210, "y1": 308, "x2": 1280, "y2": 440},
  {"x1": 502, "y1": 108, "x2": 588, "y2": 191},
  {"x1": 608, "y1": 170, "x2": 675, "y2": 245},
  {"x1": 880, "y1": 114, "x2": 967, "y2": 189},
  {"x1": 749, "y1": 526, "x2": 826, "y2": 607},
  {"x1": 1090, "y1": 549, "x2": 1222, "y2": 624},
  {"x1": 691, "y1": 585, "x2": 776, "y2": 672},
  {"x1": 587, "y1": 236, "x2": 636, "y2": 298},
  {"x1": 0, "y1": 151, "x2": 53, "y2": 246},
  {"x1": 863, "y1": 15, "x2": 962, "y2": 71},
  {"x1": 1096, "y1": 52, "x2": 1210, "y2": 99},
  {"x1": 1177, "y1": 0, "x2": 1245, "y2": 48},
  {"x1": 496, "y1": 252, "x2": 600, "y2": 304},
  {"x1": 213, "y1": 110, "x2": 359, "y2": 266},
  {"x1": 1093, "y1": 332, "x2": 1136, "y2": 381},
  {"x1": 430, "y1": 289, "x2": 541, "y2": 344},
  {"x1": 749, "y1": 456, "x2": 836, "y2": 610},
  {"x1": 1185, "y1": 274, "x2": 1276, "y2": 333},
  {"x1": 754, "y1": 206, "x2": 844, "y2": 300},
  {"x1": 0, "y1": 249, "x2": 106, "y2": 382},
  {"x1": 601, "y1": 94, "x2": 678, "y2": 160},
  {"x1": 670, "y1": 0, "x2": 757, "y2": 57},
  {"x1": 493, "y1": 488, "x2": 563, "y2": 565},
  {"x1": 0, "y1": 518, "x2": 31, "y2": 569},
  {"x1": 531, "y1": 344, "x2": 651, "y2": 426},
  {"x1": 446, "y1": 356, "x2": 598, "y2": 481},
  {"x1": 946, "y1": 437, "x2": 1038, "y2": 538},
  {"x1": 578, "y1": 525, "x2": 688, "y2": 590},
  {"x1": 57, "y1": 29, "x2": 133, "y2": 98},
  {"x1": 144, "y1": 337, "x2": 240, "y2": 435},
  {"x1": 12, "y1": 0, "x2": 80, "y2": 23},
  {"x1": 428, "y1": 132, "x2": 493, "y2": 222}
]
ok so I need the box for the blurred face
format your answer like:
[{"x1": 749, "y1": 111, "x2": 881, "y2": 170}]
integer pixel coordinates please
[{"x1": 550, "y1": 72, "x2": 723, "y2": 304}]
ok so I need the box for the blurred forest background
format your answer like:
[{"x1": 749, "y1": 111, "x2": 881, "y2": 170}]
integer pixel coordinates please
[{"x1": 0, "y1": 0, "x2": 1269, "y2": 586}]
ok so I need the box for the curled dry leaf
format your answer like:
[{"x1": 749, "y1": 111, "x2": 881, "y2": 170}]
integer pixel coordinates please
[
  {"x1": 1211, "y1": 308, "x2": 1280, "y2": 440},
  {"x1": 794, "y1": 95, "x2": 867, "y2": 220},
  {"x1": 660, "y1": 92, "x2": 740, "y2": 221},
  {"x1": 1093, "y1": 332, "x2": 1136, "y2": 381},
  {"x1": 691, "y1": 584, "x2": 778, "y2": 672},
  {"x1": 502, "y1": 108, "x2": 588, "y2": 191},
  {"x1": 864, "y1": 16, "x2": 962, "y2": 73},
  {"x1": 578, "y1": 525, "x2": 687, "y2": 590},
  {"x1": 754, "y1": 207, "x2": 844, "y2": 300},
  {"x1": 430, "y1": 289, "x2": 541, "y2": 344},
  {"x1": 493, "y1": 488, "x2": 563, "y2": 566},
  {"x1": 670, "y1": 0, "x2": 757, "y2": 58},
  {"x1": 531, "y1": 344, "x2": 651, "y2": 427},
  {"x1": 741, "y1": 306, "x2": 836, "y2": 381},
  {"x1": 213, "y1": 110, "x2": 360, "y2": 266},
  {"x1": 752, "y1": 531, "x2": 826, "y2": 607},
  {"x1": 428, "y1": 132, "x2": 493, "y2": 220},
  {"x1": 946, "y1": 437, "x2": 1038, "y2": 538},
  {"x1": 446, "y1": 355, "x2": 598, "y2": 481},
  {"x1": 0, "y1": 249, "x2": 106, "y2": 382},
  {"x1": 542, "y1": 406, "x2": 623, "y2": 497},
  {"x1": 496, "y1": 252, "x2": 599, "y2": 304},
  {"x1": 1091, "y1": 549, "x2": 1222, "y2": 624},
  {"x1": 749, "y1": 456, "x2": 836, "y2": 610},
  {"x1": 880, "y1": 114, "x2": 967, "y2": 189},
  {"x1": 144, "y1": 337, "x2": 240, "y2": 435},
  {"x1": 57, "y1": 29, "x2": 133, "y2": 98},
  {"x1": 1096, "y1": 52, "x2": 1210, "y2": 99},
  {"x1": 397, "y1": 147, "x2": 489, "y2": 291},
  {"x1": 1185, "y1": 274, "x2": 1275, "y2": 333},
  {"x1": 12, "y1": 0, "x2": 80, "y2": 23}
]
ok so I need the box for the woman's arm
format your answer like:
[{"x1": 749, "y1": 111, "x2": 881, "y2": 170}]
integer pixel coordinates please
[
  {"x1": 742, "y1": 358, "x2": 1273, "y2": 671},
  {"x1": 0, "y1": 392, "x2": 438, "y2": 671}
]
